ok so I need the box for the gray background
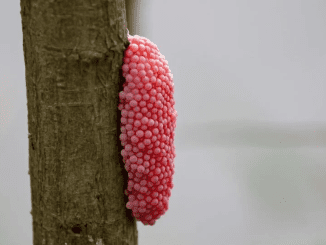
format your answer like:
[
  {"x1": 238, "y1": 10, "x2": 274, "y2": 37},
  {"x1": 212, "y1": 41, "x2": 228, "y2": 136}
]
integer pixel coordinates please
[{"x1": 1, "y1": 0, "x2": 326, "y2": 244}]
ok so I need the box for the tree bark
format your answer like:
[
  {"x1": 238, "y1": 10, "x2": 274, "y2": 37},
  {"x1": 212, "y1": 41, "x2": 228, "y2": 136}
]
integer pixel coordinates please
[
  {"x1": 125, "y1": 0, "x2": 136, "y2": 36},
  {"x1": 20, "y1": 0, "x2": 138, "y2": 244}
]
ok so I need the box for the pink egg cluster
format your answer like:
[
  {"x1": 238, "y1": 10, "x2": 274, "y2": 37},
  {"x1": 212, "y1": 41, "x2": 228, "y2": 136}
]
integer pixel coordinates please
[{"x1": 119, "y1": 33, "x2": 177, "y2": 226}]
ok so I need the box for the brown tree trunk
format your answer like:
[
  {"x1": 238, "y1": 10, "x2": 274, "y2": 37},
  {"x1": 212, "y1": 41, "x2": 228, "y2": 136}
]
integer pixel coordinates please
[
  {"x1": 20, "y1": 0, "x2": 138, "y2": 244},
  {"x1": 125, "y1": 0, "x2": 137, "y2": 36}
]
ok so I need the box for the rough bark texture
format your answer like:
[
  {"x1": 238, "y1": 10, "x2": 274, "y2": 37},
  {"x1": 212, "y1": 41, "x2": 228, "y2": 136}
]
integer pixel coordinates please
[{"x1": 20, "y1": 0, "x2": 138, "y2": 244}]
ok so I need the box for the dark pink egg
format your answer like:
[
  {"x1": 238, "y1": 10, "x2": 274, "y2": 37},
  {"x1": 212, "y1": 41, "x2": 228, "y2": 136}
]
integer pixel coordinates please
[{"x1": 119, "y1": 33, "x2": 177, "y2": 226}]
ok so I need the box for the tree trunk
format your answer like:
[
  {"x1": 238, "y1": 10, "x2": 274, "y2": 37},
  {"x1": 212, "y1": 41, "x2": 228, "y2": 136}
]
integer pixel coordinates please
[
  {"x1": 125, "y1": 0, "x2": 137, "y2": 36},
  {"x1": 20, "y1": 0, "x2": 138, "y2": 244}
]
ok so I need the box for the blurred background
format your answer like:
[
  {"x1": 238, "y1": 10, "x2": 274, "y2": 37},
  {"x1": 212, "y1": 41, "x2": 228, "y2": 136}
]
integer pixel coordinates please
[{"x1": 1, "y1": 0, "x2": 326, "y2": 244}]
